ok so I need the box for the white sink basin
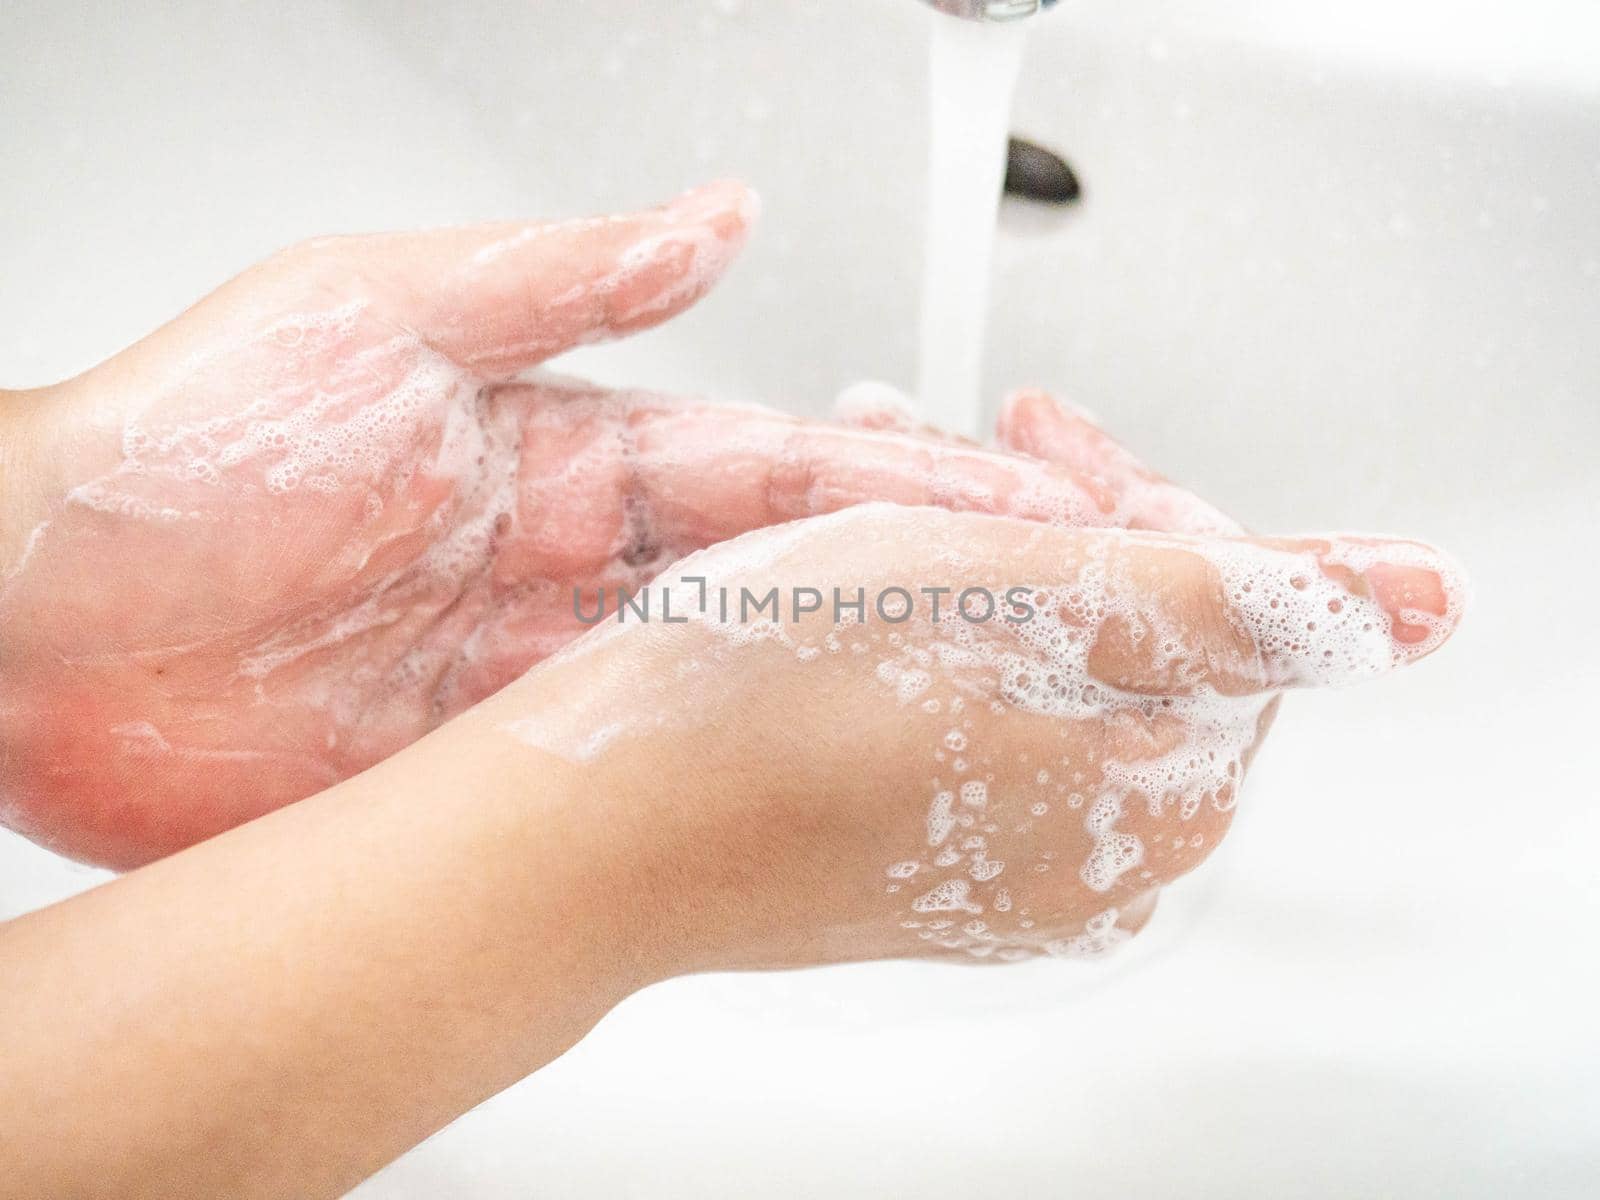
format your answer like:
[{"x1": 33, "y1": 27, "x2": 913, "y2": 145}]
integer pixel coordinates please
[{"x1": 2, "y1": 1, "x2": 1596, "y2": 1195}]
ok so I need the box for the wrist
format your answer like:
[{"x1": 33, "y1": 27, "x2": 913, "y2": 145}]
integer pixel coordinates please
[
  {"x1": 465, "y1": 675, "x2": 759, "y2": 986},
  {"x1": 423, "y1": 699, "x2": 695, "y2": 996},
  {"x1": 0, "y1": 367, "x2": 134, "y2": 579}
]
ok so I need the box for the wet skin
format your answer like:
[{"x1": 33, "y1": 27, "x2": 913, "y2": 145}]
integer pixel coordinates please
[{"x1": 0, "y1": 182, "x2": 1457, "y2": 893}]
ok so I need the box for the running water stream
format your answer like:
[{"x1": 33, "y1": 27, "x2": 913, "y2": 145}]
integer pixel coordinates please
[{"x1": 916, "y1": 15, "x2": 1027, "y2": 437}]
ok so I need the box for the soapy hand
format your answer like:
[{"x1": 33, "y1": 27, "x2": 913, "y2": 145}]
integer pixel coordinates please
[
  {"x1": 490, "y1": 500, "x2": 1464, "y2": 968},
  {"x1": 0, "y1": 164, "x2": 1476, "y2": 1200},
  {"x1": 0, "y1": 183, "x2": 1234, "y2": 869}
]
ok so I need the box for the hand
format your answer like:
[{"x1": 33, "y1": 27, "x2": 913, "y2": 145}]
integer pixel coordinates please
[
  {"x1": 488, "y1": 502, "x2": 1464, "y2": 967},
  {"x1": 0, "y1": 183, "x2": 1215, "y2": 868}
]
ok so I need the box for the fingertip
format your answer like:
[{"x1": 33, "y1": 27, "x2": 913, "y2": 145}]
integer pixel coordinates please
[
  {"x1": 833, "y1": 380, "x2": 917, "y2": 431},
  {"x1": 1224, "y1": 534, "x2": 1470, "y2": 689},
  {"x1": 1345, "y1": 538, "x2": 1470, "y2": 660},
  {"x1": 994, "y1": 387, "x2": 1064, "y2": 452},
  {"x1": 994, "y1": 388, "x2": 1109, "y2": 459},
  {"x1": 663, "y1": 178, "x2": 760, "y2": 243}
]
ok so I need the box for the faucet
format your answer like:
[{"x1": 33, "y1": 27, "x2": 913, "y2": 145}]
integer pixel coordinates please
[{"x1": 922, "y1": 0, "x2": 1057, "y2": 20}]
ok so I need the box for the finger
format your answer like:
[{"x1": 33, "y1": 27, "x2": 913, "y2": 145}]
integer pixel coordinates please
[
  {"x1": 1079, "y1": 531, "x2": 1468, "y2": 696},
  {"x1": 330, "y1": 180, "x2": 757, "y2": 378},
  {"x1": 832, "y1": 381, "x2": 974, "y2": 445},
  {"x1": 995, "y1": 388, "x2": 1242, "y2": 536},
  {"x1": 833, "y1": 381, "x2": 918, "y2": 433},
  {"x1": 491, "y1": 381, "x2": 1127, "y2": 583}
]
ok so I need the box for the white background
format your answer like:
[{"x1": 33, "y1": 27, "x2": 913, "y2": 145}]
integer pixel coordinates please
[{"x1": 2, "y1": 1, "x2": 1597, "y2": 1195}]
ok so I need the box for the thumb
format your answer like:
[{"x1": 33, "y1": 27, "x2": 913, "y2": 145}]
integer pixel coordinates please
[
  {"x1": 318, "y1": 180, "x2": 757, "y2": 379},
  {"x1": 1079, "y1": 530, "x2": 1471, "y2": 697}
]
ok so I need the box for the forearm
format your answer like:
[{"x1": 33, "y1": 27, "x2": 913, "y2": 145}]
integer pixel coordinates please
[
  {"x1": 0, "y1": 386, "x2": 54, "y2": 576},
  {"x1": 0, "y1": 709, "x2": 663, "y2": 1200}
]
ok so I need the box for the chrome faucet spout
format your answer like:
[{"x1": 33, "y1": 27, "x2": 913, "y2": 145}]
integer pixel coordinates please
[{"x1": 922, "y1": 0, "x2": 1057, "y2": 21}]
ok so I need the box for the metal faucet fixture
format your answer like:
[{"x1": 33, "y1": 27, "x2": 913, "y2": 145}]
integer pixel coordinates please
[{"x1": 922, "y1": 0, "x2": 1058, "y2": 20}]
